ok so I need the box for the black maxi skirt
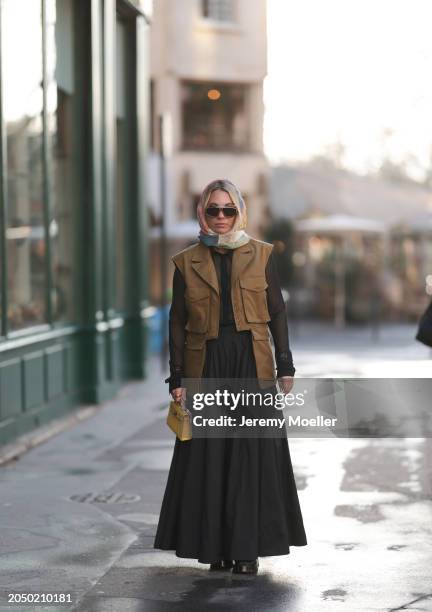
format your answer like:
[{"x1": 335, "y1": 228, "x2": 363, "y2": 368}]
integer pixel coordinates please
[{"x1": 153, "y1": 324, "x2": 307, "y2": 564}]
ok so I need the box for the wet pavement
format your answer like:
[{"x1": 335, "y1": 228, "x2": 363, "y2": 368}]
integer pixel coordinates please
[{"x1": 0, "y1": 323, "x2": 431, "y2": 611}]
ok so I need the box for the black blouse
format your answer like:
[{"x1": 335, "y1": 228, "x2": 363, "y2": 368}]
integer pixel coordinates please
[{"x1": 165, "y1": 246, "x2": 295, "y2": 392}]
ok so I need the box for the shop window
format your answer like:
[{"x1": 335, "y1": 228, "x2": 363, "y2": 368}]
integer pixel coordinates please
[
  {"x1": 181, "y1": 81, "x2": 250, "y2": 152},
  {"x1": 1, "y1": 0, "x2": 78, "y2": 332},
  {"x1": 46, "y1": 0, "x2": 78, "y2": 324},
  {"x1": 2, "y1": 0, "x2": 45, "y2": 331}
]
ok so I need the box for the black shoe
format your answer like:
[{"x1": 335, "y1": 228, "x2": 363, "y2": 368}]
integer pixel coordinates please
[
  {"x1": 233, "y1": 559, "x2": 259, "y2": 574},
  {"x1": 209, "y1": 559, "x2": 234, "y2": 571}
]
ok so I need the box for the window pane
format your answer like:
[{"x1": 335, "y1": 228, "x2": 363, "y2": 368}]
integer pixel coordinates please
[
  {"x1": 2, "y1": 1, "x2": 46, "y2": 331},
  {"x1": 182, "y1": 81, "x2": 249, "y2": 151},
  {"x1": 46, "y1": 0, "x2": 78, "y2": 323},
  {"x1": 202, "y1": 0, "x2": 234, "y2": 21}
]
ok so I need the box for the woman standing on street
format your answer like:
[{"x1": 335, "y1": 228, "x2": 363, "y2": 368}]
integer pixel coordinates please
[{"x1": 153, "y1": 179, "x2": 307, "y2": 574}]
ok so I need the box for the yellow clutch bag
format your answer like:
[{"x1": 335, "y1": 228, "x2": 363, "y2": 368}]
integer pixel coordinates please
[{"x1": 167, "y1": 399, "x2": 192, "y2": 441}]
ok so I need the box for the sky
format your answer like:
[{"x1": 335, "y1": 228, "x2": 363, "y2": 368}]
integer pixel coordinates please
[{"x1": 264, "y1": 0, "x2": 432, "y2": 179}]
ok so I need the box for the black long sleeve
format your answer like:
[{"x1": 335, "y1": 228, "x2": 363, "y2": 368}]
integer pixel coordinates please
[
  {"x1": 265, "y1": 251, "x2": 296, "y2": 377},
  {"x1": 164, "y1": 264, "x2": 187, "y2": 392}
]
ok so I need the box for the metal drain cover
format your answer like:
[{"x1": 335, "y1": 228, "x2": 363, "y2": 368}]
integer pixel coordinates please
[{"x1": 69, "y1": 492, "x2": 141, "y2": 504}]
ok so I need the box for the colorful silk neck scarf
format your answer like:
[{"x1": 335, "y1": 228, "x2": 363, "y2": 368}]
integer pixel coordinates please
[{"x1": 196, "y1": 186, "x2": 251, "y2": 249}]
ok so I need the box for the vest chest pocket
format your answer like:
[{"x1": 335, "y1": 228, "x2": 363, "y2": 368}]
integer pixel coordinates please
[
  {"x1": 239, "y1": 276, "x2": 270, "y2": 323},
  {"x1": 185, "y1": 287, "x2": 210, "y2": 332}
]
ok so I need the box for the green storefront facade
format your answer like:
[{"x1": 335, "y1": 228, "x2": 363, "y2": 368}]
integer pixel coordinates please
[{"x1": 0, "y1": 0, "x2": 152, "y2": 445}]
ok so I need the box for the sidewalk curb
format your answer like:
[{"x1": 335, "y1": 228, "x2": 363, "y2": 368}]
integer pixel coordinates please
[{"x1": 0, "y1": 404, "x2": 102, "y2": 468}]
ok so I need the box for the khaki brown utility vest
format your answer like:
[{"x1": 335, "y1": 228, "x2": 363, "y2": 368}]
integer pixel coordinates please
[{"x1": 171, "y1": 238, "x2": 277, "y2": 385}]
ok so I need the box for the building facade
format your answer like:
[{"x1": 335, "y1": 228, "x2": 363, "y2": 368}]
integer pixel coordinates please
[
  {"x1": 0, "y1": 0, "x2": 152, "y2": 445},
  {"x1": 147, "y1": 0, "x2": 270, "y2": 299}
]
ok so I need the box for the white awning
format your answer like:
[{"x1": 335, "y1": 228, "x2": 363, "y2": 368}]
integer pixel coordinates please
[{"x1": 295, "y1": 214, "x2": 386, "y2": 235}]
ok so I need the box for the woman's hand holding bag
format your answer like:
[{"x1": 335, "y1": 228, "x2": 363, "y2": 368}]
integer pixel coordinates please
[
  {"x1": 166, "y1": 387, "x2": 192, "y2": 441},
  {"x1": 171, "y1": 386, "x2": 186, "y2": 403}
]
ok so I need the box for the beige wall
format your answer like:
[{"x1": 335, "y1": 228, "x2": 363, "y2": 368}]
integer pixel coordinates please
[
  {"x1": 151, "y1": 0, "x2": 267, "y2": 80},
  {"x1": 148, "y1": 0, "x2": 270, "y2": 244}
]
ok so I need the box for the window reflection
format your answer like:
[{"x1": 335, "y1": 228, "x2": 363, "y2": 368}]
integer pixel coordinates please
[
  {"x1": 2, "y1": 0, "x2": 78, "y2": 332},
  {"x1": 3, "y1": 0, "x2": 46, "y2": 330},
  {"x1": 46, "y1": 0, "x2": 77, "y2": 324}
]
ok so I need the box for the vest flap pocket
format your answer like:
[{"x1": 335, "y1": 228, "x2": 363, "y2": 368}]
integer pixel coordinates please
[
  {"x1": 240, "y1": 277, "x2": 270, "y2": 323},
  {"x1": 186, "y1": 287, "x2": 210, "y2": 302},
  {"x1": 185, "y1": 332, "x2": 207, "y2": 349},
  {"x1": 239, "y1": 277, "x2": 268, "y2": 292},
  {"x1": 250, "y1": 326, "x2": 269, "y2": 340}
]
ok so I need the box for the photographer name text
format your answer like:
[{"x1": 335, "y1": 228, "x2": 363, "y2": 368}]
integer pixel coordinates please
[{"x1": 193, "y1": 415, "x2": 338, "y2": 428}]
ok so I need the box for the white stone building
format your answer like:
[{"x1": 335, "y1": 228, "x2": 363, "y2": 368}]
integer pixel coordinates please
[{"x1": 148, "y1": 0, "x2": 270, "y2": 254}]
